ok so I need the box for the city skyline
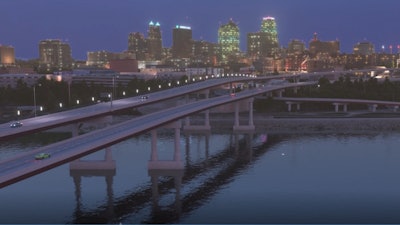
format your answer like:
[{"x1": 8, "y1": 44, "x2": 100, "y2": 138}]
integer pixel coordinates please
[{"x1": 1, "y1": 0, "x2": 400, "y2": 60}]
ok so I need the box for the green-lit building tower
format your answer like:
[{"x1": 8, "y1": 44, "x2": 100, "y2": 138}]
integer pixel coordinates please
[
  {"x1": 260, "y1": 16, "x2": 279, "y2": 56},
  {"x1": 218, "y1": 19, "x2": 240, "y2": 63}
]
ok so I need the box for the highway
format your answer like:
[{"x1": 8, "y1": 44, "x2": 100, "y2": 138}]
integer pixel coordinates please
[
  {"x1": 0, "y1": 69, "x2": 383, "y2": 140},
  {"x1": 0, "y1": 81, "x2": 315, "y2": 188}
]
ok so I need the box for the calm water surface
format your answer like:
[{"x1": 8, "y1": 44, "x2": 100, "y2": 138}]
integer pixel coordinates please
[{"x1": 0, "y1": 124, "x2": 400, "y2": 224}]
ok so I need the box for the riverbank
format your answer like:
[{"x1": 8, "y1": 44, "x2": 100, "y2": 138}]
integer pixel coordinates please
[{"x1": 202, "y1": 111, "x2": 400, "y2": 133}]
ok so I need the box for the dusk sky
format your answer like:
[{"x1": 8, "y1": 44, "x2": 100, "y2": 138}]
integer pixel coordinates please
[{"x1": 1, "y1": 0, "x2": 400, "y2": 60}]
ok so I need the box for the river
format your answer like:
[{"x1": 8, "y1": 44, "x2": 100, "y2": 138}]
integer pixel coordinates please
[{"x1": 1, "y1": 116, "x2": 400, "y2": 224}]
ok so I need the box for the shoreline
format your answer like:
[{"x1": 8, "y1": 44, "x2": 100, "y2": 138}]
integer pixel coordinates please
[{"x1": 197, "y1": 112, "x2": 400, "y2": 133}]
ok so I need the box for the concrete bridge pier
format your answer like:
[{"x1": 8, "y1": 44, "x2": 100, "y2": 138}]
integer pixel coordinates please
[
  {"x1": 368, "y1": 104, "x2": 378, "y2": 112},
  {"x1": 148, "y1": 120, "x2": 184, "y2": 170},
  {"x1": 286, "y1": 101, "x2": 301, "y2": 112},
  {"x1": 233, "y1": 98, "x2": 255, "y2": 131},
  {"x1": 275, "y1": 89, "x2": 284, "y2": 97},
  {"x1": 332, "y1": 103, "x2": 348, "y2": 112}
]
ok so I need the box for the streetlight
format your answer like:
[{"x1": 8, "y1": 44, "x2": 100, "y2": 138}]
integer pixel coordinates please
[
  {"x1": 33, "y1": 83, "x2": 41, "y2": 117},
  {"x1": 17, "y1": 110, "x2": 20, "y2": 120}
]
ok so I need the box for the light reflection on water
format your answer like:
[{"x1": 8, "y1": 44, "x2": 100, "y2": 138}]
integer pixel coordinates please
[{"x1": 1, "y1": 127, "x2": 400, "y2": 223}]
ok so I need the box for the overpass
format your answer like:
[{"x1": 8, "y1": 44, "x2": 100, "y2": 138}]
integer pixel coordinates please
[
  {"x1": 0, "y1": 81, "x2": 315, "y2": 188},
  {"x1": 274, "y1": 97, "x2": 400, "y2": 112},
  {"x1": 0, "y1": 69, "x2": 375, "y2": 140}
]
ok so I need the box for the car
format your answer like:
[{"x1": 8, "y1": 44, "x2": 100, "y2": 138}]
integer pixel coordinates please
[
  {"x1": 10, "y1": 121, "x2": 23, "y2": 128},
  {"x1": 35, "y1": 153, "x2": 51, "y2": 160},
  {"x1": 230, "y1": 92, "x2": 236, "y2": 97},
  {"x1": 140, "y1": 95, "x2": 149, "y2": 100}
]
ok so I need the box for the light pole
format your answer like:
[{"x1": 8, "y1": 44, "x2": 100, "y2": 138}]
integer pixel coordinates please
[
  {"x1": 33, "y1": 84, "x2": 41, "y2": 117},
  {"x1": 33, "y1": 85, "x2": 36, "y2": 117}
]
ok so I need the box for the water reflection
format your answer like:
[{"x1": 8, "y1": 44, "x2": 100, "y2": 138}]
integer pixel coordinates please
[
  {"x1": 70, "y1": 148, "x2": 116, "y2": 224},
  {"x1": 66, "y1": 127, "x2": 274, "y2": 224}
]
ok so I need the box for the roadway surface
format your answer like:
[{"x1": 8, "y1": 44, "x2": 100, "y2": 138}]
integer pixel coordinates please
[
  {"x1": 0, "y1": 70, "x2": 357, "y2": 140},
  {"x1": 0, "y1": 81, "x2": 315, "y2": 188}
]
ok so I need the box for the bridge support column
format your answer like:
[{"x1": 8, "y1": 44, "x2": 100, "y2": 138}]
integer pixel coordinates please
[
  {"x1": 148, "y1": 121, "x2": 184, "y2": 170},
  {"x1": 343, "y1": 104, "x2": 348, "y2": 112},
  {"x1": 233, "y1": 98, "x2": 255, "y2": 131},
  {"x1": 369, "y1": 104, "x2": 378, "y2": 112},
  {"x1": 333, "y1": 103, "x2": 339, "y2": 112},
  {"x1": 276, "y1": 90, "x2": 284, "y2": 97},
  {"x1": 394, "y1": 106, "x2": 399, "y2": 112},
  {"x1": 286, "y1": 101, "x2": 301, "y2": 112}
]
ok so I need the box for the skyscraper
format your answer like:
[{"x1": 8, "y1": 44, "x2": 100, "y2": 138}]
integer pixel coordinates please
[
  {"x1": 260, "y1": 16, "x2": 279, "y2": 56},
  {"x1": 128, "y1": 32, "x2": 147, "y2": 60},
  {"x1": 218, "y1": 19, "x2": 240, "y2": 63},
  {"x1": 147, "y1": 21, "x2": 163, "y2": 60},
  {"x1": 38, "y1": 39, "x2": 73, "y2": 72},
  {"x1": 172, "y1": 25, "x2": 192, "y2": 59}
]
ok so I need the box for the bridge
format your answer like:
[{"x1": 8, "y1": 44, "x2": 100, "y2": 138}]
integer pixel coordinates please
[
  {"x1": 0, "y1": 68, "x2": 394, "y2": 187},
  {"x1": 274, "y1": 97, "x2": 400, "y2": 112},
  {"x1": 0, "y1": 81, "x2": 315, "y2": 188},
  {"x1": 0, "y1": 69, "x2": 379, "y2": 140}
]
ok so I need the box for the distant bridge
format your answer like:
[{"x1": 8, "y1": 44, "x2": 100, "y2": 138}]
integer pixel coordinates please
[{"x1": 274, "y1": 97, "x2": 400, "y2": 112}]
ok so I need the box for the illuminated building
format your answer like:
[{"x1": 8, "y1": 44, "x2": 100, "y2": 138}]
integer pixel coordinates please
[
  {"x1": 147, "y1": 21, "x2": 163, "y2": 60},
  {"x1": 38, "y1": 39, "x2": 73, "y2": 72},
  {"x1": 0, "y1": 45, "x2": 15, "y2": 66},
  {"x1": 172, "y1": 25, "x2": 192, "y2": 58},
  {"x1": 288, "y1": 39, "x2": 306, "y2": 55},
  {"x1": 247, "y1": 32, "x2": 263, "y2": 60},
  {"x1": 128, "y1": 32, "x2": 147, "y2": 60},
  {"x1": 218, "y1": 19, "x2": 240, "y2": 62},
  {"x1": 260, "y1": 17, "x2": 279, "y2": 56},
  {"x1": 247, "y1": 17, "x2": 279, "y2": 59},
  {"x1": 192, "y1": 40, "x2": 219, "y2": 66},
  {"x1": 353, "y1": 41, "x2": 375, "y2": 55},
  {"x1": 87, "y1": 50, "x2": 120, "y2": 67},
  {"x1": 309, "y1": 33, "x2": 340, "y2": 57}
]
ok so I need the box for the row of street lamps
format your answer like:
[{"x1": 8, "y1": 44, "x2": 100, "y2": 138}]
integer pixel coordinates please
[{"x1": 27, "y1": 73, "x2": 257, "y2": 117}]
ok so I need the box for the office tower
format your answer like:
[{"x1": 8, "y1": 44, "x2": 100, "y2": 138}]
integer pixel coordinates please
[
  {"x1": 147, "y1": 21, "x2": 163, "y2": 60},
  {"x1": 192, "y1": 40, "x2": 219, "y2": 65},
  {"x1": 128, "y1": 32, "x2": 147, "y2": 60},
  {"x1": 260, "y1": 16, "x2": 279, "y2": 56},
  {"x1": 172, "y1": 25, "x2": 192, "y2": 59},
  {"x1": 309, "y1": 33, "x2": 340, "y2": 57},
  {"x1": 247, "y1": 32, "x2": 266, "y2": 59},
  {"x1": 38, "y1": 39, "x2": 73, "y2": 72},
  {"x1": 0, "y1": 45, "x2": 15, "y2": 66},
  {"x1": 218, "y1": 19, "x2": 240, "y2": 62},
  {"x1": 353, "y1": 41, "x2": 375, "y2": 55}
]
